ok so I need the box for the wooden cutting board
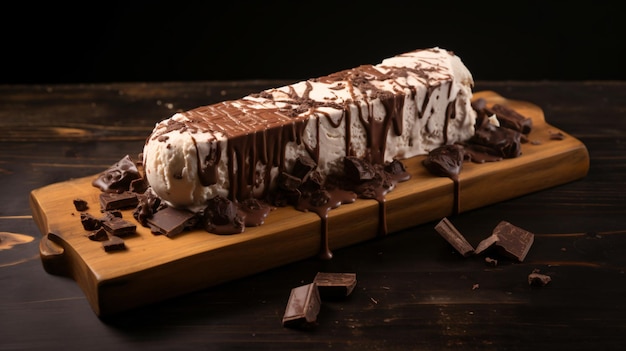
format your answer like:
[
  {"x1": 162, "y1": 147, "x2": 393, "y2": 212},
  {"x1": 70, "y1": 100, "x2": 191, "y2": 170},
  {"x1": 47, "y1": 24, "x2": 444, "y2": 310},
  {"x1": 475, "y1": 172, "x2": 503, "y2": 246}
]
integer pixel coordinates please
[{"x1": 29, "y1": 91, "x2": 590, "y2": 317}]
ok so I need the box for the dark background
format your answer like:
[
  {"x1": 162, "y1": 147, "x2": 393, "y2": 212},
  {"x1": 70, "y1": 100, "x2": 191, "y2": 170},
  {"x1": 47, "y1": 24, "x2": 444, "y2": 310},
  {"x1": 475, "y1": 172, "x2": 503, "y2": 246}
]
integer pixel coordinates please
[{"x1": 2, "y1": 1, "x2": 624, "y2": 84}]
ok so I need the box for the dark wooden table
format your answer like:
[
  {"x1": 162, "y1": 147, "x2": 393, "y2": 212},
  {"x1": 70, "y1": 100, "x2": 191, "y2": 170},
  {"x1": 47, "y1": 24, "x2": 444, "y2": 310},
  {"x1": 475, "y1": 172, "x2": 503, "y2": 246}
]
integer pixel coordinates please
[{"x1": 1, "y1": 81, "x2": 625, "y2": 350}]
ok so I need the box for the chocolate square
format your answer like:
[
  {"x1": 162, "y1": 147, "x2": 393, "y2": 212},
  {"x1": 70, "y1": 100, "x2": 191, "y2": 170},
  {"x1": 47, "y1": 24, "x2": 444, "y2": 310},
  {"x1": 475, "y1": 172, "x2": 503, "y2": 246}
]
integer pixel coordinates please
[
  {"x1": 147, "y1": 207, "x2": 197, "y2": 237},
  {"x1": 313, "y1": 272, "x2": 357, "y2": 299}
]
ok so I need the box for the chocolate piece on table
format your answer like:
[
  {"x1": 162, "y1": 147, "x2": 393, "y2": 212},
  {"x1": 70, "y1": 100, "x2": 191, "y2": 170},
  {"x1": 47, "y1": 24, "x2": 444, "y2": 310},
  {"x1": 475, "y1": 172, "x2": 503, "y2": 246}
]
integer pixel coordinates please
[
  {"x1": 313, "y1": 272, "x2": 357, "y2": 299},
  {"x1": 99, "y1": 191, "x2": 139, "y2": 211},
  {"x1": 434, "y1": 217, "x2": 474, "y2": 257},
  {"x1": 528, "y1": 271, "x2": 552, "y2": 286},
  {"x1": 422, "y1": 144, "x2": 464, "y2": 179},
  {"x1": 487, "y1": 103, "x2": 533, "y2": 134},
  {"x1": 470, "y1": 121, "x2": 522, "y2": 159},
  {"x1": 80, "y1": 213, "x2": 102, "y2": 231},
  {"x1": 92, "y1": 154, "x2": 141, "y2": 192},
  {"x1": 147, "y1": 206, "x2": 197, "y2": 237},
  {"x1": 102, "y1": 217, "x2": 137, "y2": 237},
  {"x1": 73, "y1": 198, "x2": 89, "y2": 211},
  {"x1": 87, "y1": 227, "x2": 109, "y2": 242},
  {"x1": 102, "y1": 236, "x2": 126, "y2": 252},
  {"x1": 282, "y1": 283, "x2": 321, "y2": 329},
  {"x1": 201, "y1": 196, "x2": 244, "y2": 235},
  {"x1": 491, "y1": 221, "x2": 534, "y2": 262}
]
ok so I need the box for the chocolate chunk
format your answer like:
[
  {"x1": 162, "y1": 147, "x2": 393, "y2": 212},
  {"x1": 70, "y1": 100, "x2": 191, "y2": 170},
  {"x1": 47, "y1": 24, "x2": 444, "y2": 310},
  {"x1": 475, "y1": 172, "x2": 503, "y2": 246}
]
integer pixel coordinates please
[
  {"x1": 384, "y1": 159, "x2": 408, "y2": 177},
  {"x1": 434, "y1": 217, "x2": 474, "y2": 257},
  {"x1": 92, "y1": 155, "x2": 141, "y2": 192},
  {"x1": 313, "y1": 272, "x2": 357, "y2": 299},
  {"x1": 87, "y1": 227, "x2": 109, "y2": 241},
  {"x1": 99, "y1": 191, "x2": 139, "y2": 211},
  {"x1": 344, "y1": 156, "x2": 376, "y2": 182},
  {"x1": 301, "y1": 170, "x2": 324, "y2": 192},
  {"x1": 100, "y1": 210, "x2": 123, "y2": 222},
  {"x1": 129, "y1": 177, "x2": 149, "y2": 194},
  {"x1": 282, "y1": 283, "x2": 321, "y2": 329},
  {"x1": 147, "y1": 207, "x2": 197, "y2": 237},
  {"x1": 291, "y1": 155, "x2": 317, "y2": 180},
  {"x1": 102, "y1": 235, "x2": 126, "y2": 252},
  {"x1": 277, "y1": 171, "x2": 302, "y2": 192},
  {"x1": 201, "y1": 196, "x2": 244, "y2": 235},
  {"x1": 73, "y1": 198, "x2": 89, "y2": 211},
  {"x1": 102, "y1": 217, "x2": 137, "y2": 237},
  {"x1": 423, "y1": 144, "x2": 464, "y2": 179},
  {"x1": 491, "y1": 221, "x2": 534, "y2": 262},
  {"x1": 470, "y1": 121, "x2": 522, "y2": 159},
  {"x1": 487, "y1": 104, "x2": 533, "y2": 134},
  {"x1": 80, "y1": 212, "x2": 102, "y2": 231},
  {"x1": 474, "y1": 234, "x2": 499, "y2": 255}
]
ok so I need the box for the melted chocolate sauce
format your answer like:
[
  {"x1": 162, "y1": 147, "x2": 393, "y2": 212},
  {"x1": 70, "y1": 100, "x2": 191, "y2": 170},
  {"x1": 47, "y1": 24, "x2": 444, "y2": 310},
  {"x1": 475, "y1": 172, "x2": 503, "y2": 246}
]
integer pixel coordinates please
[{"x1": 295, "y1": 188, "x2": 357, "y2": 260}]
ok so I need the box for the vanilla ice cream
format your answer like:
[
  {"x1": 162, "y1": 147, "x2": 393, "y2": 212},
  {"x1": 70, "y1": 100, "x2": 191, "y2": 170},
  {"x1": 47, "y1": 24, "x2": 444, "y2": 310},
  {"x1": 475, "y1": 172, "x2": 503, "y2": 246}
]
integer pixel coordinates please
[{"x1": 143, "y1": 48, "x2": 476, "y2": 210}]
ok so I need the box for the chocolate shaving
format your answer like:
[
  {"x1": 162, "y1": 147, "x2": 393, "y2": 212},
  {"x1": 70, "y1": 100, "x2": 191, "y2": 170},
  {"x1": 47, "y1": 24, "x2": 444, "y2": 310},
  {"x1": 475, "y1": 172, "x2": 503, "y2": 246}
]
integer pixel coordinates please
[{"x1": 147, "y1": 206, "x2": 197, "y2": 237}]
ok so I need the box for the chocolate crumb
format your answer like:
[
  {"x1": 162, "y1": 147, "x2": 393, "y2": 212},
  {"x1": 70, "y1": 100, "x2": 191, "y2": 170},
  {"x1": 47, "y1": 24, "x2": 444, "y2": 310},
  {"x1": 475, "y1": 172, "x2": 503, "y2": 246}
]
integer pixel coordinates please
[
  {"x1": 73, "y1": 198, "x2": 89, "y2": 211},
  {"x1": 528, "y1": 271, "x2": 552, "y2": 286},
  {"x1": 80, "y1": 213, "x2": 102, "y2": 231},
  {"x1": 484, "y1": 257, "x2": 498, "y2": 267}
]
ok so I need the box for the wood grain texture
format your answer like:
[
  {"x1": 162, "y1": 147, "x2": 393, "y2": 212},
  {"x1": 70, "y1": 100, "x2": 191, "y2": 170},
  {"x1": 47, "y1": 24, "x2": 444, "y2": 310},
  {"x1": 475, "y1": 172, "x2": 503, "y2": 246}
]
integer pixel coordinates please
[{"x1": 29, "y1": 91, "x2": 589, "y2": 316}]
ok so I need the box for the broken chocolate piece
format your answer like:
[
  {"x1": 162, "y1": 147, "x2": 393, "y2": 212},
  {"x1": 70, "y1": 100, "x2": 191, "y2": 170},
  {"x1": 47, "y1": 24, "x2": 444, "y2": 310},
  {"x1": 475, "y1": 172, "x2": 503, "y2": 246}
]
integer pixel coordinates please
[
  {"x1": 80, "y1": 213, "x2": 102, "y2": 231},
  {"x1": 487, "y1": 104, "x2": 533, "y2": 134},
  {"x1": 344, "y1": 156, "x2": 376, "y2": 181},
  {"x1": 87, "y1": 227, "x2": 109, "y2": 241},
  {"x1": 434, "y1": 217, "x2": 474, "y2": 257},
  {"x1": 73, "y1": 198, "x2": 89, "y2": 211},
  {"x1": 491, "y1": 221, "x2": 534, "y2": 262},
  {"x1": 129, "y1": 177, "x2": 149, "y2": 194},
  {"x1": 92, "y1": 155, "x2": 141, "y2": 192},
  {"x1": 470, "y1": 121, "x2": 522, "y2": 159},
  {"x1": 282, "y1": 283, "x2": 321, "y2": 329},
  {"x1": 474, "y1": 234, "x2": 499, "y2": 255},
  {"x1": 201, "y1": 196, "x2": 244, "y2": 235},
  {"x1": 422, "y1": 144, "x2": 464, "y2": 179},
  {"x1": 99, "y1": 191, "x2": 139, "y2": 211},
  {"x1": 313, "y1": 272, "x2": 357, "y2": 299},
  {"x1": 147, "y1": 206, "x2": 197, "y2": 237},
  {"x1": 102, "y1": 217, "x2": 137, "y2": 237},
  {"x1": 103, "y1": 235, "x2": 126, "y2": 252},
  {"x1": 291, "y1": 155, "x2": 317, "y2": 180},
  {"x1": 277, "y1": 172, "x2": 302, "y2": 192}
]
